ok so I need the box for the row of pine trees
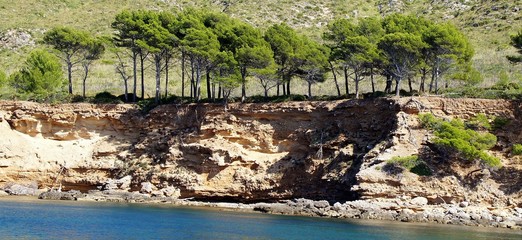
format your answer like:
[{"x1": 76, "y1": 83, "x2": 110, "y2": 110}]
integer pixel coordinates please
[{"x1": 2, "y1": 8, "x2": 483, "y2": 103}]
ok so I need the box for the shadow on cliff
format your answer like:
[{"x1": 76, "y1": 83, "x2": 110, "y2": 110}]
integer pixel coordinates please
[
  {"x1": 260, "y1": 99, "x2": 399, "y2": 203},
  {"x1": 419, "y1": 143, "x2": 522, "y2": 199}
]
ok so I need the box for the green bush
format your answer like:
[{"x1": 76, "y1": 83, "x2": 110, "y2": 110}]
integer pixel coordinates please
[
  {"x1": 0, "y1": 70, "x2": 6, "y2": 88},
  {"x1": 467, "y1": 113, "x2": 491, "y2": 130},
  {"x1": 8, "y1": 49, "x2": 66, "y2": 102},
  {"x1": 418, "y1": 113, "x2": 442, "y2": 129},
  {"x1": 385, "y1": 155, "x2": 432, "y2": 176},
  {"x1": 419, "y1": 113, "x2": 500, "y2": 167},
  {"x1": 513, "y1": 144, "x2": 522, "y2": 155},
  {"x1": 137, "y1": 99, "x2": 158, "y2": 114},
  {"x1": 492, "y1": 116, "x2": 510, "y2": 130},
  {"x1": 91, "y1": 91, "x2": 122, "y2": 104}
]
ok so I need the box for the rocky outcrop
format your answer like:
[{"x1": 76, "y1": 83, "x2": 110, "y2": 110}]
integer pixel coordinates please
[
  {"x1": 352, "y1": 98, "x2": 522, "y2": 209},
  {"x1": 253, "y1": 198, "x2": 522, "y2": 229},
  {"x1": 1, "y1": 97, "x2": 521, "y2": 229}
]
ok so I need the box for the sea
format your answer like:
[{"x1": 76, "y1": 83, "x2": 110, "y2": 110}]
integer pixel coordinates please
[{"x1": 0, "y1": 198, "x2": 520, "y2": 240}]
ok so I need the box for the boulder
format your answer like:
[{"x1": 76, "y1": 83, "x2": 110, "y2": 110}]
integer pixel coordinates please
[
  {"x1": 410, "y1": 197, "x2": 428, "y2": 206},
  {"x1": 459, "y1": 201, "x2": 469, "y2": 208},
  {"x1": 4, "y1": 184, "x2": 37, "y2": 196},
  {"x1": 100, "y1": 176, "x2": 132, "y2": 191},
  {"x1": 314, "y1": 200, "x2": 330, "y2": 209},
  {"x1": 162, "y1": 186, "x2": 181, "y2": 198},
  {"x1": 38, "y1": 190, "x2": 83, "y2": 200},
  {"x1": 140, "y1": 182, "x2": 157, "y2": 194},
  {"x1": 0, "y1": 190, "x2": 8, "y2": 197}
]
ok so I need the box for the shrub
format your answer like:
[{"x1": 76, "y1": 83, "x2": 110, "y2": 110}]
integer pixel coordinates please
[
  {"x1": 91, "y1": 91, "x2": 122, "y2": 104},
  {"x1": 467, "y1": 113, "x2": 491, "y2": 130},
  {"x1": 419, "y1": 113, "x2": 500, "y2": 167},
  {"x1": 492, "y1": 117, "x2": 510, "y2": 130},
  {"x1": 513, "y1": 144, "x2": 522, "y2": 155},
  {"x1": 385, "y1": 155, "x2": 432, "y2": 176},
  {"x1": 418, "y1": 113, "x2": 442, "y2": 129},
  {"x1": 8, "y1": 49, "x2": 66, "y2": 102},
  {"x1": 0, "y1": 70, "x2": 6, "y2": 88},
  {"x1": 137, "y1": 99, "x2": 158, "y2": 114}
]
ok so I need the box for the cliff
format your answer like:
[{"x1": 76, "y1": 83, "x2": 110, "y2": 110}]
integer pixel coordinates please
[{"x1": 0, "y1": 97, "x2": 520, "y2": 208}]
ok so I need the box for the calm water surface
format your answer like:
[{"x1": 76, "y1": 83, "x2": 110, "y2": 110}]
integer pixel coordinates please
[{"x1": 0, "y1": 198, "x2": 520, "y2": 240}]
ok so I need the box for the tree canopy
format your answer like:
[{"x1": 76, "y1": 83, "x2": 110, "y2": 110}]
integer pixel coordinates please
[
  {"x1": 2, "y1": 9, "x2": 484, "y2": 103},
  {"x1": 9, "y1": 49, "x2": 65, "y2": 101}
]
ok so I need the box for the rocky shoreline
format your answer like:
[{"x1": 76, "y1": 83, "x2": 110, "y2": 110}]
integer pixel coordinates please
[{"x1": 3, "y1": 186, "x2": 519, "y2": 230}]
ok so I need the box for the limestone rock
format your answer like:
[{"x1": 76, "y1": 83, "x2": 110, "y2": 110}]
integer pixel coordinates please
[
  {"x1": 410, "y1": 197, "x2": 428, "y2": 206},
  {"x1": 140, "y1": 182, "x2": 156, "y2": 194},
  {"x1": 4, "y1": 184, "x2": 37, "y2": 196},
  {"x1": 162, "y1": 186, "x2": 181, "y2": 198}
]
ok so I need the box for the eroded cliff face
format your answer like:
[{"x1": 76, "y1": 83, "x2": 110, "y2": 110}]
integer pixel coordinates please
[
  {"x1": 353, "y1": 98, "x2": 522, "y2": 207},
  {"x1": 0, "y1": 98, "x2": 520, "y2": 206}
]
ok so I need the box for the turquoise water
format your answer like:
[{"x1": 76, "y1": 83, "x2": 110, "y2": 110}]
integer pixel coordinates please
[{"x1": 0, "y1": 199, "x2": 520, "y2": 240}]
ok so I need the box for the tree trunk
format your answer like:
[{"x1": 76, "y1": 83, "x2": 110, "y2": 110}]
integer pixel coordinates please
[
  {"x1": 211, "y1": 82, "x2": 216, "y2": 101},
  {"x1": 308, "y1": 81, "x2": 312, "y2": 99},
  {"x1": 329, "y1": 61, "x2": 341, "y2": 96},
  {"x1": 408, "y1": 77, "x2": 413, "y2": 93},
  {"x1": 195, "y1": 60, "x2": 201, "y2": 101},
  {"x1": 181, "y1": 51, "x2": 185, "y2": 98},
  {"x1": 164, "y1": 54, "x2": 169, "y2": 98},
  {"x1": 286, "y1": 77, "x2": 292, "y2": 96},
  {"x1": 434, "y1": 58, "x2": 440, "y2": 94},
  {"x1": 370, "y1": 67, "x2": 375, "y2": 93},
  {"x1": 343, "y1": 66, "x2": 349, "y2": 96},
  {"x1": 154, "y1": 54, "x2": 162, "y2": 104},
  {"x1": 384, "y1": 75, "x2": 392, "y2": 93},
  {"x1": 123, "y1": 77, "x2": 128, "y2": 102},
  {"x1": 67, "y1": 57, "x2": 73, "y2": 94},
  {"x1": 132, "y1": 51, "x2": 137, "y2": 102},
  {"x1": 82, "y1": 63, "x2": 89, "y2": 98},
  {"x1": 140, "y1": 52, "x2": 146, "y2": 100},
  {"x1": 206, "y1": 68, "x2": 212, "y2": 100},
  {"x1": 395, "y1": 77, "x2": 401, "y2": 97},
  {"x1": 190, "y1": 58, "x2": 195, "y2": 99},
  {"x1": 218, "y1": 83, "x2": 222, "y2": 99},
  {"x1": 241, "y1": 67, "x2": 247, "y2": 102},
  {"x1": 355, "y1": 72, "x2": 360, "y2": 99}
]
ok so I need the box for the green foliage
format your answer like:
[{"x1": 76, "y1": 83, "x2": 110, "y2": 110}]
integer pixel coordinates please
[
  {"x1": 9, "y1": 49, "x2": 66, "y2": 102},
  {"x1": 385, "y1": 155, "x2": 432, "y2": 176},
  {"x1": 507, "y1": 30, "x2": 522, "y2": 63},
  {"x1": 43, "y1": 26, "x2": 103, "y2": 95},
  {"x1": 467, "y1": 113, "x2": 492, "y2": 130},
  {"x1": 137, "y1": 98, "x2": 159, "y2": 114},
  {"x1": 492, "y1": 116, "x2": 510, "y2": 130},
  {"x1": 418, "y1": 113, "x2": 441, "y2": 129},
  {"x1": 419, "y1": 113, "x2": 501, "y2": 167},
  {"x1": 0, "y1": 1, "x2": 520, "y2": 99},
  {"x1": 451, "y1": 63, "x2": 484, "y2": 87},
  {"x1": 91, "y1": 91, "x2": 121, "y2": 104},
  {"x1": 0, "y1": 70, "x2": 6, "y2": 88},
  {"x1": 512, "y1": 144, "x2": 522, "y2": 155}
]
